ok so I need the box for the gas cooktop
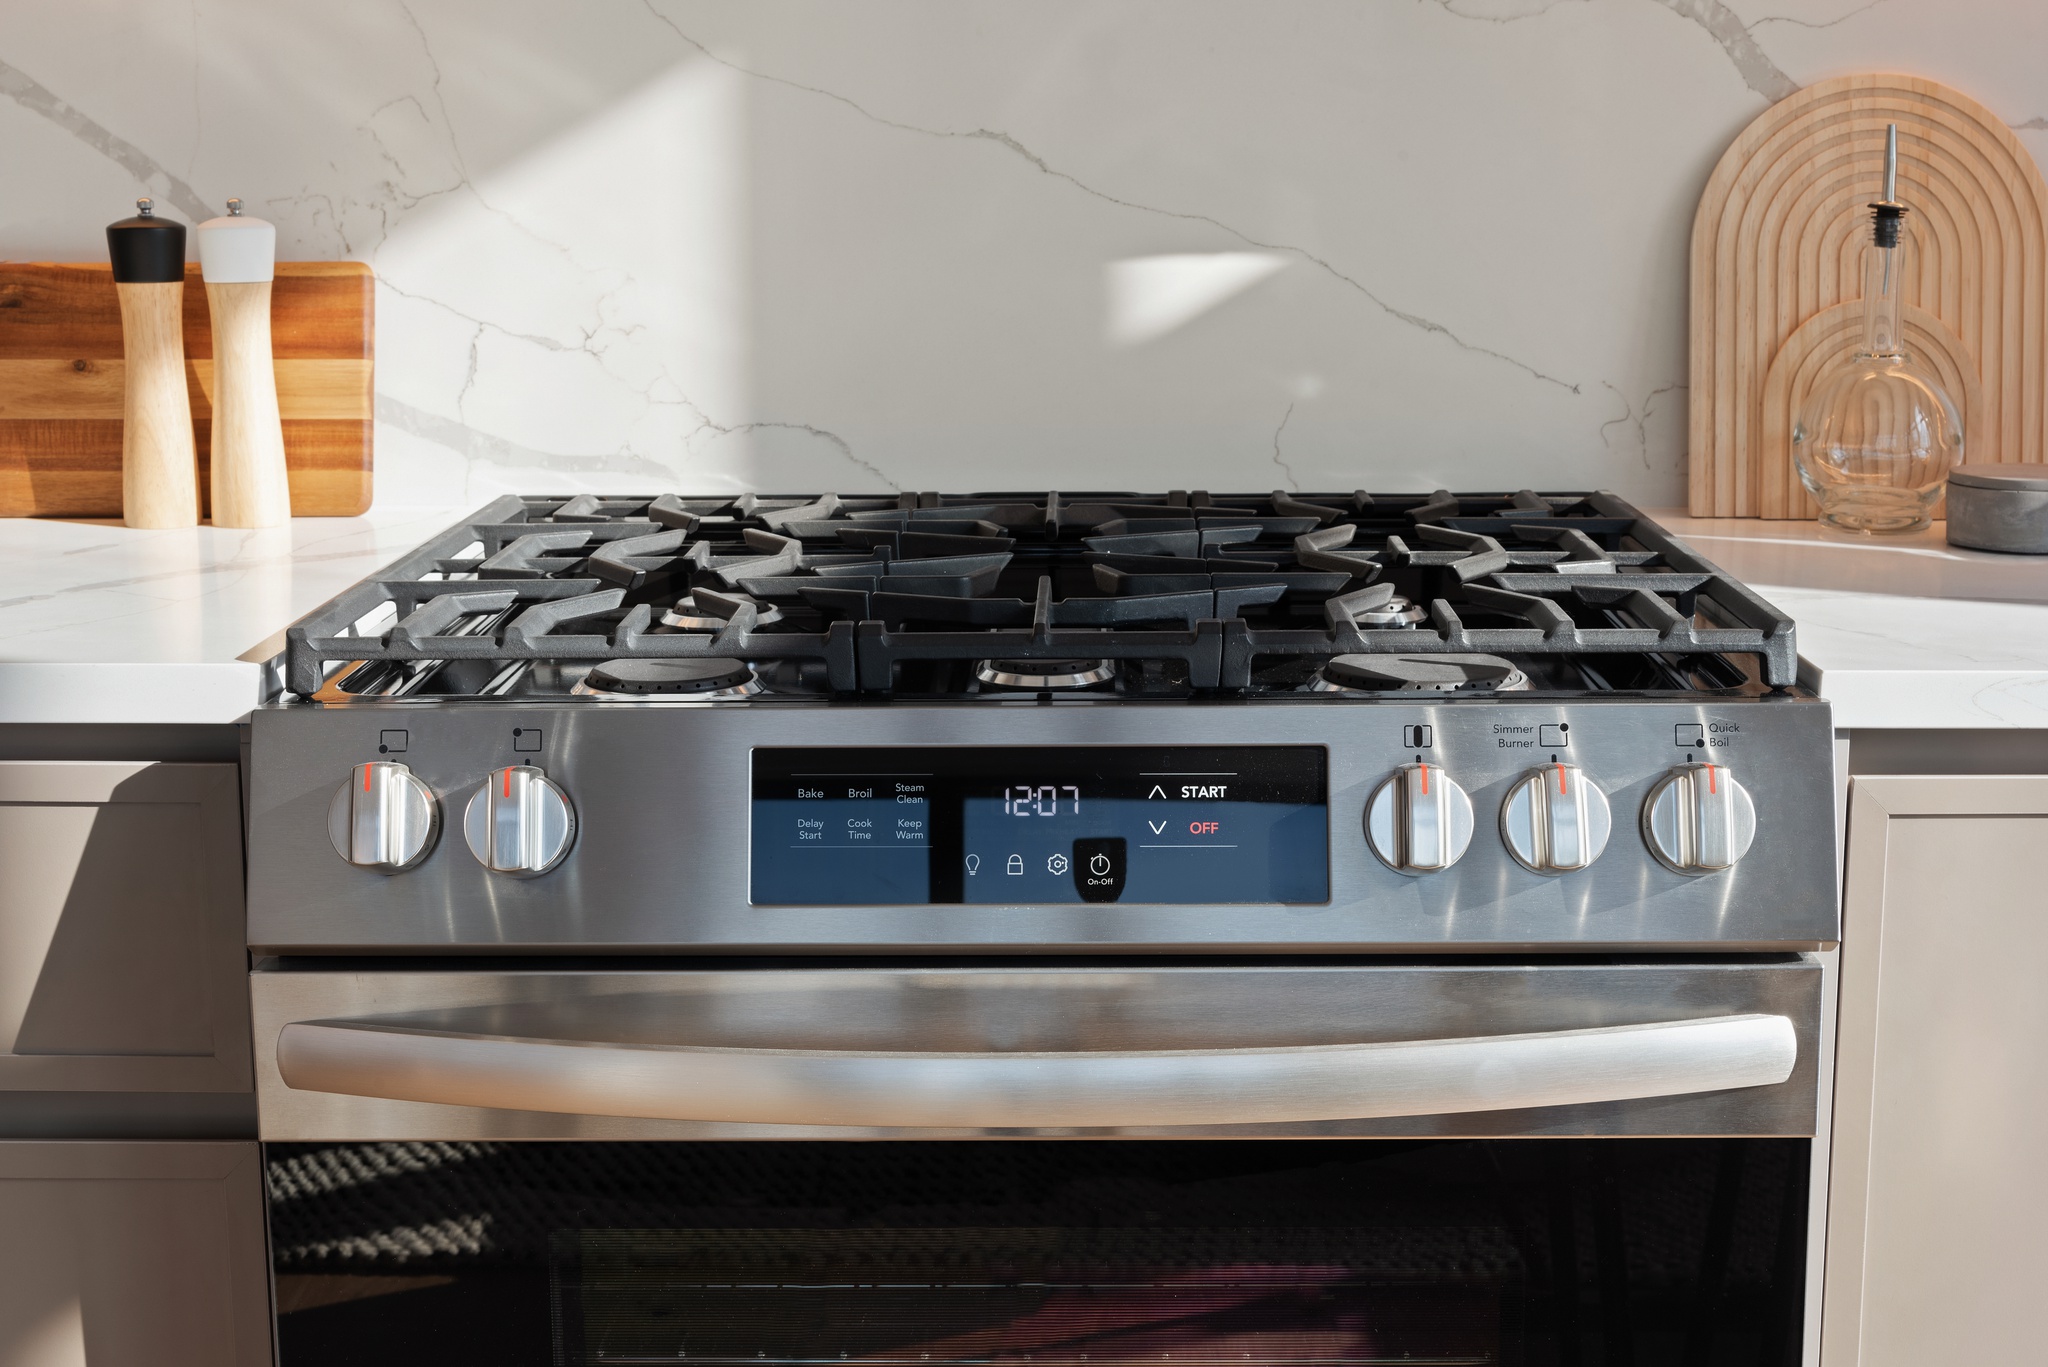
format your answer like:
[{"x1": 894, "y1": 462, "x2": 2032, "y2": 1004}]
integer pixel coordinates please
[{"x1": 284, "y1": 490, "x2": 1797, "y2": 703}]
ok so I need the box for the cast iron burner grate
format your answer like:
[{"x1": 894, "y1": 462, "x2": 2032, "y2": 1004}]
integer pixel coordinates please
[{"x1": 282, "y1": 490, "x2": 1797, "y2": 700}]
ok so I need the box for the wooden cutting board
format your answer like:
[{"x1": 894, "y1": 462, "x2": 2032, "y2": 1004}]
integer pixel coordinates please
[
  {"x1": 1688, "y1": 73, "x2": 2048, "y2": 518},
  {"x1": 0, "y1": 261, "x2": 372, "y2": 518}
]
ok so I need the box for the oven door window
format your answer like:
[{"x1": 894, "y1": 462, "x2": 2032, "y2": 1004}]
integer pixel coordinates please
[{"x1": 267, "y1": 1140, "x2": 1808, "y2": 1367}]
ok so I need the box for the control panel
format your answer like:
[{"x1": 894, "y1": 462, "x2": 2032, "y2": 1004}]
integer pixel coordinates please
[
  {"x1": 258, "y1": 698, "x2": 1838, "y2": 949},
  {"x1": 321, "y1": 750, "x2": 1757, "y2": 890},
  {"x1": 749, "y1": 746, "x2": 1327, "y2": 906}
]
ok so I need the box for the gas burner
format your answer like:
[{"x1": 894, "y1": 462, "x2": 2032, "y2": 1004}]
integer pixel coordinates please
[
  {"x1": 660, "y1": 593, "x2": 783, "y2": 631},
  {"x1": 573, "y1": 658, "x2": 765, "y2": 699},
  {"x1": 1352, "y1": 593, "x2": 1427, "y2": 628},
  {"x1": 974, "y1": 658, "x2": 1118, "y2": 690},
  {"x1": 1310, "y1": 654, "x2": 1531, "y2": 694}
]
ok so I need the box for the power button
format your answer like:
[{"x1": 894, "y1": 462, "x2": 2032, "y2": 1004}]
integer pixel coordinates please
[{"x1": 1071, "y1": 837, "x2": 1127, "y2": 903}]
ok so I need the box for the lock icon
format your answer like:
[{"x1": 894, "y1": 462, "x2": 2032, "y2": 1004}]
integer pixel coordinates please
[{"x1": 1006, "y1": 854, "x2": 1024, "y2": 875}]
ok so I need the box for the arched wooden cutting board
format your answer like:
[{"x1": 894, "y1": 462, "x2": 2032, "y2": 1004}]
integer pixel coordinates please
[{"x1": 1689, "y1": 73, "x2": 2048, "y2": 518}]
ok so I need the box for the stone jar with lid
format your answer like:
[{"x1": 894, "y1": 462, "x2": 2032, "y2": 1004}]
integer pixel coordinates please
[{"x1": 1946, "y1": 465, "x2": 2048, "y2": 554}]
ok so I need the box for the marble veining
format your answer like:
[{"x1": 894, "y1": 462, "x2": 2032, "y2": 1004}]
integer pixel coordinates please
[
  {"x1": 4, "y1": 1, "x2": 2047, "y2": 509},
  {"x1": 0, "y1": 56, "x2": 217, "y2": 223}
]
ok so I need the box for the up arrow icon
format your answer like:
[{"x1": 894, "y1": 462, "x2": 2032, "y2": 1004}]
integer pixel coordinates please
[{"x1": 1146, "y1": 784, "x2": 1166, "y2": 799}]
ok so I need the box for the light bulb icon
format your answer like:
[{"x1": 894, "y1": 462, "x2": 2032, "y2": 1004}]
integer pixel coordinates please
[{"x1": 965, "y1": 854, "x2": 980, "y2": 875}]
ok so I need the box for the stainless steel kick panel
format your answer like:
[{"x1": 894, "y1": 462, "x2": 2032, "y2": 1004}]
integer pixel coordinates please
[
  {"x1": 252, "y1": 959, "x2": 1823, "y2": 1140},
  {"x1": 247, "y1": 697, "x2": 1838, "y2": 952}
]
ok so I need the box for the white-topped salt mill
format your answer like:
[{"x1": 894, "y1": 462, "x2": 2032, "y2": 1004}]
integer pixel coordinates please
[{"x1": 197, "y1": 199, "x2": 291, "y2": 527}]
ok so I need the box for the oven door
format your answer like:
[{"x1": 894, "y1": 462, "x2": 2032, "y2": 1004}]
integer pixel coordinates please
[{"x1": 258, "y1": 961, "x2": 1820, "y2": 1367}]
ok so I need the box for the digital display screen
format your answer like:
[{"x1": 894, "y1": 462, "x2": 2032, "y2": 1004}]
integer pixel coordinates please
[{"x1": 750, "y1": 746, "x2": 1328, "y2": 906}]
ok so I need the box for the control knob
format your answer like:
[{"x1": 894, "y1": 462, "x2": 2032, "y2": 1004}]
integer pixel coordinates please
[
  {"x1": 1642, "y1": 763, "x2": 1756, "y2": 874},
  {"x1": 1500, "y1": 763, "x2": 1611, "y2": 873},
  {"x1": 1364, "y1": 762, "x2": 1475, "y2": 874},
  {"x1": 327, "y1": 761, "x2": 439, "y2": 872},
  {"x1": 464, "y1": 765, "x2": 577, "y2": 876}
]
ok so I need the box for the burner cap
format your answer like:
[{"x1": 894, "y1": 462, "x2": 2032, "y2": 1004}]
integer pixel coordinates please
[
  {"x1": 577, "y1": 658, "x2": 760, "y2": 697},
  {"x1": 1316, "y1": 654, "x2": 1528, "y2": 693},
  {"x1": 1352, "y1": 593, "x2": 1427, "y2": 628},
  {"x1": 660, "y1": 594, "x2": 782, "y2": 631},
  {"x1": 975, "y1": 658, "x2": 1117, "y2": 690}
]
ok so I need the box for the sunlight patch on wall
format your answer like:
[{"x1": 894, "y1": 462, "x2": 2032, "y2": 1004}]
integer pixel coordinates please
[{"x1": 1104, "y1": 252, "x2": 1287, "y2": 347}]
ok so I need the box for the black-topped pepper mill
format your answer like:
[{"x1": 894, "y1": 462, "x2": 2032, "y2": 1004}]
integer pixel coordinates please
[{"x1": 106, "y1": 197, "x2": 198, "y2": 528}]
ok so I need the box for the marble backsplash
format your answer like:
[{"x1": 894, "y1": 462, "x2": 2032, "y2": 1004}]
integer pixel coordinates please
[{"x1": 4, "y1": 0, "x2": 2046, "y2": 510}]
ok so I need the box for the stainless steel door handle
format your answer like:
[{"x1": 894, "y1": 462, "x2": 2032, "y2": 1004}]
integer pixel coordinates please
[{"x1": 276, "y1": 1013, "x2": 1797, "y2": 1128}]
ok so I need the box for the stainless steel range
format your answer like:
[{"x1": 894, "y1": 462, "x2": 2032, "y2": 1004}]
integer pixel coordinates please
[{"x1": 247, "y1": 490, "x2": 1836, "y2": 1367}]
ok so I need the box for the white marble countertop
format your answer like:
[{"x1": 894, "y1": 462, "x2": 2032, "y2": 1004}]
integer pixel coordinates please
[
  {"x1": 3, "y1": 504, "x2": 2048, "y2": 728},
  {"x1": 0, "y1": 508, "x2": 468, "y2": 724},
  {"x1": 1653, "y1": 511, "x2": 2048, "y2": 729}
]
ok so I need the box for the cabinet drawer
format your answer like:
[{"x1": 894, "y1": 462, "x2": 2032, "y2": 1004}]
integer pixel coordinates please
[
  {"x1": 0, "y1": 763, "x2": 250, "y2": 1093},
  {"x1": 0, "y1": 1140, "x2": 270, "y2": 1365},
  {"x1": 1828, "y1": 775, "x2": 2048, "y2": 1366}
]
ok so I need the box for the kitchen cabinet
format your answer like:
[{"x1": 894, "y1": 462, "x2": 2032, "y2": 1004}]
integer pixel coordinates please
[
  {"x1": 0, "y1": 1141, "x2": 271, "y2": 1365},
  {"x1": 0, "y1": 762, "x2": 251, "y2": 1096},
  {"x1": 1822, "y1": 774, "x2": 2048, "y2": 1366}
]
